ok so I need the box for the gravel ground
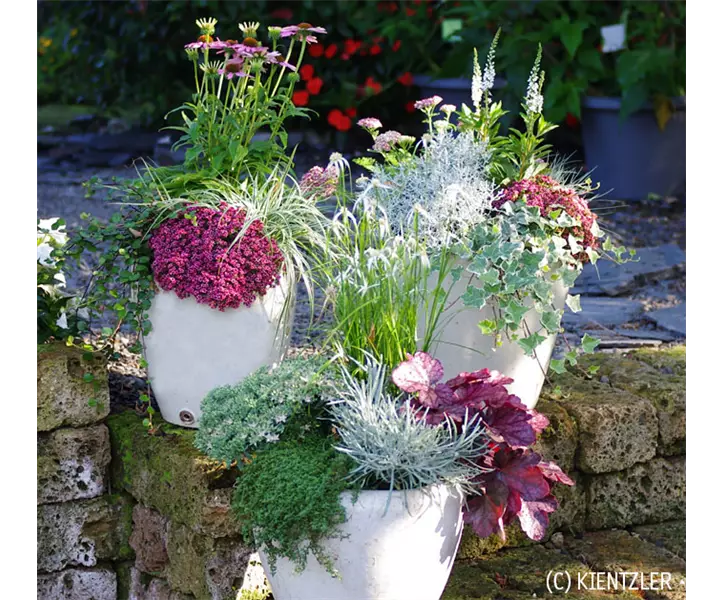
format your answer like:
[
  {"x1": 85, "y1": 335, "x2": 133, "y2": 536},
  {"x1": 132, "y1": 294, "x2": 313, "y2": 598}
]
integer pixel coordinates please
[{"x1": 38, "y1": 157, "x2": 685, "y2": 415}]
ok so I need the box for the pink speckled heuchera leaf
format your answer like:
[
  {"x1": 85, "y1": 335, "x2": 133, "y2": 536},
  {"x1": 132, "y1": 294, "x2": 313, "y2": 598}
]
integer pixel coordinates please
[{"x1": 392, "y1": 352, "x2": 450, "y2": 407}]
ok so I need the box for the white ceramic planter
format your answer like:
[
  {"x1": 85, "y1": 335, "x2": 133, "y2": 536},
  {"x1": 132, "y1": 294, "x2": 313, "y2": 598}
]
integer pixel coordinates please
[
  {"x1": 143, "y1": 276, "x2": 293, "y2": 428},
  {"x1": 259, "y1": 484, "x2": 464, "y2": 600},
  {"x1": 419, "y1": 272, "x2": 568, "y2": 409}
]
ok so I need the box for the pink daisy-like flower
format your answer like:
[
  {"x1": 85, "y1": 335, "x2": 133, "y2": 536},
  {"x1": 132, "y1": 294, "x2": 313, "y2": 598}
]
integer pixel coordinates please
[
  {"x1": 185, "y1": 35, "x2": 214, "y2": 50},
  {"x1": 218, "y1": 58, "x2": 248, "y2": 79},
  {"x1": 414, "y1": 95, "x2": 443, "y2": 110},
  {"x1": 357, "y1": 117, "x2": 383, "y2": 130},
  {"x1": 279, "y1": 23, "x2": 327, "y2": 40}
]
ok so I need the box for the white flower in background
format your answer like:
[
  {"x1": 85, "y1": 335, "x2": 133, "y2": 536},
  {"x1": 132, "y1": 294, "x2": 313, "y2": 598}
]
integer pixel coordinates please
[
  {"x1": 274, "y1": 414, "x2": 288, "y2": 424},
  {"x1": 37, "y1": 218, "x2": 68, "y2": 266},
  {"x1": 525, "y1": 46, "x2": 544, "y2": 115},
  {"x1": 55, "y1": 310, "x2": 68, "y2": 329},
  {"x1": 264, "y1": 432, "x2": 280, "y2": 443},
  {"x1": 471, "y1": 47, "x2": 483, "y2": 110}
]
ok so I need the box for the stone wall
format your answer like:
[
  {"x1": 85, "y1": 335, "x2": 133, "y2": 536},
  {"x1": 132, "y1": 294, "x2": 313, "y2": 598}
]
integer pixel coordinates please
[{"x1": 38, "y1": 344, "x2": 685, "y2": 600}]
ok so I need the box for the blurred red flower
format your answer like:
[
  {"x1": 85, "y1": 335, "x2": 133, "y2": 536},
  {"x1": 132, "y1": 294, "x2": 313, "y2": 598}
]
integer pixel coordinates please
[
  {"x1": 300, "y1": 64, "x2": 314, "y2": 81},
  {"x1": 307, "y1": 77, "x2": 324, "y2": 95},
  {"x1": 565, "y1": 113, "x2": 580, "y2": 128},
  {"x1": 392, "y1": 40, "x2": 402, "y2": 52},
  {"x1": 328, "y1": 109, "x2": 352, "y2": 131},
  {"x1": 309, "y1": 44, "x2": 325, "y2": 58},
  {"x1": 325, "y1": 43, "x2": 338, "y2": 58},
  {"x1": 397, "y1": 72, "x2": 413, "y2": 86},
  {"x1": 405, "y1": 101, "x2": 416, "y2": 113},
  {"x1": 292, "y1": 90, "x2": 309, "y2": 106},
  {"x1": 364, "y1": 76, "x2": 382, "y2": 95},
  {"x1": 370, "y1": 44, "x2": 382, "y2": 56},
  {"x1": 344, "y1": 39, "x2": 362, "y2": 55},
  {"x1": 344, "y1": 107, "x2": 357, "y2": 118}
]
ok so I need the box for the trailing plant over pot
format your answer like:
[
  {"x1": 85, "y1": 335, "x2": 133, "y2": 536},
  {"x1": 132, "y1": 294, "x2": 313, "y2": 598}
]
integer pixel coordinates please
[
  {"x1": 342, "y1": 36, "x2": 632, "y2": 405},
  {"x1": 196, "y1": 348, "x2": 573, "y2": 600},
  {"x1": 68, "y1": 17, "x2": 335, "y2": 428}
]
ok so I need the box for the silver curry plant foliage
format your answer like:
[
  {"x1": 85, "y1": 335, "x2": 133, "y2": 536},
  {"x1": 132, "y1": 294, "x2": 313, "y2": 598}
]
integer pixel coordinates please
[
  {"x1": 352, "y1": 34, "x2": 632, "y2": 373},
  {"x1": 328, "y1": 354, "x2": 490, "y2": 506}
]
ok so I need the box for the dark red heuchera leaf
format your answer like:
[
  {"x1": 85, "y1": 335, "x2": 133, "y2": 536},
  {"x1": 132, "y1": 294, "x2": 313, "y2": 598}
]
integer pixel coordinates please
[{"x1": 391, "y1": 352, "x2": 574, "y2": 542}]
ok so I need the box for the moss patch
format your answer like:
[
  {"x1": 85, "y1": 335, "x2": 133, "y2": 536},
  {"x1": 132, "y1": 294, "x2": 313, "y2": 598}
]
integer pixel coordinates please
[
  {"x1": 631, "y1": 520, "x2": 686, "y2": 560},
  {"x1": 444, "y1": 546, "x2": 642, "y2": 599},
  {"x1": 107, "y1": 411, "x2": 240, "y2": 537},
  {"x1": 627, "y1": 345, "x2": 686, "y2": 377}
]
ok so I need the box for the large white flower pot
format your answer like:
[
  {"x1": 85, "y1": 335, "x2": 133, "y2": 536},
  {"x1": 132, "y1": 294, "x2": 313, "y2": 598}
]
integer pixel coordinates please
[
  {"x1": 143, "y1": 276, "x2": 293, "y2": 428},
  {"x1": 419, "y1": 273, "x2": 568, "y2": 409},
  {"x1": 259, "y1": 484, "x2": 464, "y2": 600}
]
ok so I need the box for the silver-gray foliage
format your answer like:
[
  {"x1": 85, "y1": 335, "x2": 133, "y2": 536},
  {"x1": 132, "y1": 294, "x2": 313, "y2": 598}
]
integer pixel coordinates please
[
  {"x1": 360, "y1": 131, "x2": 498, "y2": 247},
  {"x1": 328, "y1": 355, "x2": 490, "y2": 499}
]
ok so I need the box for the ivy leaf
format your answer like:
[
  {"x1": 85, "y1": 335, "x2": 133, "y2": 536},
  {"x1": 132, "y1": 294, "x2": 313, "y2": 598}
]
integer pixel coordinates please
[
  {"x1": 502, "y1": 299, "x2": 528, "y2": 325},
  {"x1": 565, "y1": 294, "x2": 582, "y2": 313},
  {"x1": 462, "y1": 286, "x2": 490, "y2": 309},
  {"x1": 519, "y1": 331, "x2": 546, "y2": 356},
  {"x1": 540, "y1": 310, "x2": 562, "y2": 334},
  {"x1": 581, "y1": 334, "x2": 600, "y2": 354},
  {"x1": 478, "y1": 319, "x2": 498, "y2": 335},
  {"x1": 549, "y1": 359, "x2": 567, "y2": 374},
  {"x1": 565, "y1": 351, "x2": 578, "y2": 366}
]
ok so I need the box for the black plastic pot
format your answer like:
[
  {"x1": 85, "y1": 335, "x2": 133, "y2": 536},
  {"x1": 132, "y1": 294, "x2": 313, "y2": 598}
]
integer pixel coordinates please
[{"x1": 581, "y1": 96, "x2": 686, "y2": 200}]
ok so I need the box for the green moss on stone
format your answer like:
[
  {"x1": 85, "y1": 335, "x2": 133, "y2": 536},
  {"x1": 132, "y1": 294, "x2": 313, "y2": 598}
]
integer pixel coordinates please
[
  {"x1": 632, "y1": 520, "x2": 686, "y2": 560},
  {"x1": 533, "y1": 399, "x2": 578, "y2": 473},
  {"x1": 628, "y1": 345, "x2": 686, "y2": 377},
  {"x1": 444, "y1": 546, "x2": 643, "y2": 599},
  {"x1": 107, "y1": 411, "x2": 239, "y2": 537}
]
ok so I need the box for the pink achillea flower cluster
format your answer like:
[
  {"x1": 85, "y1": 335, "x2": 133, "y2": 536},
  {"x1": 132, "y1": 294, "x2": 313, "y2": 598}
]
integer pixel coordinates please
[
  {"x1": 357, "y1": 117, "x2": 383, "y2": 130},
  {"x1": 300, "y1": 165, "x2": 339, "y2": 201},
  {"x1": 149, "y1": 206, "x2": 284, "y2": 311},
  {"x1": 414, "y1": 95, "x2": 443, "y2": 110},
  {"x1": 372, "y1": 130, "x2": 404, "y2": 152},
  {"x1": 493, "y1": 174, "x2": 598, "y2": 261}
]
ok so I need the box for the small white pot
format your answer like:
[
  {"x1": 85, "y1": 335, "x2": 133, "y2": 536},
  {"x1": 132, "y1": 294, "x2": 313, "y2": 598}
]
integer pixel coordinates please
[
  {"x1": 419, "y1": 271, "x2": 568, "y2": 409},
  {"x1": 143, "y1": 276, "x2": 293, "y2": 428},
  {"x1": 259, "y1": 484, "x2": 464, "y2": 600}
]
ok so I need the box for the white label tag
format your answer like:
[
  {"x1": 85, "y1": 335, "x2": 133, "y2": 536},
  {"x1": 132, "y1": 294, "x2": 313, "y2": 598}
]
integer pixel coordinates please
[{"x1": 601, "y1": 23, "x2": 626, "y2": 53}]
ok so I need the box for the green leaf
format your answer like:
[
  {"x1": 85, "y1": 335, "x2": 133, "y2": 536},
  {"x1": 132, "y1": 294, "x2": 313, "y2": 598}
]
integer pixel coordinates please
[
  {"x1": 462, "y1": 286, "x2": 489, "y2": 309},
  {"x1": 541, "y1": 310, "x2": 562, "y2": 334},
  {"x1": 82, "y1": 373, "x2": 95, "y2": 383},
  {"x1": 565, "y1": 350, "x2": 579, "y2": 366},
  {"x1": 588, "y1": 365, "x2": 600, "y2": 375},
  {"x1": 501, "y1": 299, "x2": 528, "y2": 325},
  {"x1": 565, "y1": 293, "x2": 582, "y2": 313},
  {"x1": 549, "y1": 359, "x2": 567, "y2": 374},
  {"x1": 581, "y1": 333, "x2": 600, "y2": 354},
  {"x1": 559, "y1": 20, "x2": 586, "y2": 58},
  {"x1": 477, "y1": 319, "x2": 498, "y2": 335},
  {"x1": 519, "y1": 331, "x2": 546, "y2": 356}
]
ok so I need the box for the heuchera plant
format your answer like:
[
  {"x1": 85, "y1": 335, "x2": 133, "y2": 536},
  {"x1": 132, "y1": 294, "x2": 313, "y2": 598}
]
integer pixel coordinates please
[
  {"x1": 148, "y1": 205, "x2": 284, "y2": 311},
  {"x1": 392, "y1": 351, "x2": 573, "y2": 541}
]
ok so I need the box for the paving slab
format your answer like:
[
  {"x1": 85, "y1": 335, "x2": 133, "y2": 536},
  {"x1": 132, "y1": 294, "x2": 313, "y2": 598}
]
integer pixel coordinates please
[
  {"x1": 562, "y1": 297, "x2": 644, "y2": 328},
  {"x1": 644, "y1": 304, "x2": 686, "y2": 336},
  {"x1": 571, "y1": 244, "x2": 685, "y2": 296}
]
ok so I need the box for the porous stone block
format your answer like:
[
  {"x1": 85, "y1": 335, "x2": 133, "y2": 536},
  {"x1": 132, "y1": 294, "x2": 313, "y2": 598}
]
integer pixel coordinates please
[
  {"x1": 120, "y1": 565, "x2": 194, "y2": 600},
  {"x1": 533, "y1": 399, "x2": 578, "y2": 473},
  {"x1": 37, "y1": 424, "x2": 111, "y2": 503},
  {"x1": 108, "y1": 411, "x2": 240, "y2": 538},
  {"x1": 38, "y1": 494, "x2": 134, "y2": 572},
  {"x1": 165, "y1": 520, "x2": 257, "y2": 600},
  {"x1": 565, "y1": 530, "x2": 686, "y2": 600},
  {"x1": 37, "y1": 344, "x2": 109, "y2": 432},
  {"x1": 37, "y1": 567, "x2": 117, "y2": 600},
  {"x1": 586, "y1": 457, "x2": 685, "y2": 530},
  {"x1": 632, "y1": 520, "x2": 686, "y2": 560},
  {"x1": 543, "y1": 374, "x2": 658, "y2": 473},
  {"x1": 579, "y1": 352, "x2": 685, "y2": 456},
  {"x1": 129, "y1": 504, "x2": 170, "y2": 575}
]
